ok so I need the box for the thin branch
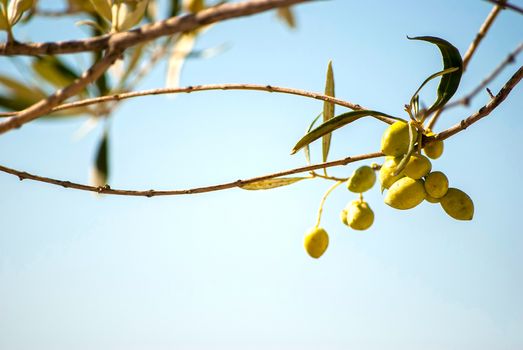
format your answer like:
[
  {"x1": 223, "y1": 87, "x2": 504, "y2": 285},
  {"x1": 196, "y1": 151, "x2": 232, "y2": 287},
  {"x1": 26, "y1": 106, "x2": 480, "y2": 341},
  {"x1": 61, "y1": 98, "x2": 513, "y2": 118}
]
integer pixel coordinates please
[
  {"x1": 462, "y1": 0, "x2": 506, "y2": 71},
  {"x1": 1, "y1": 65, "x2": 521, "y2": 197},
  {"x1": 0, "y1": 152, "x2": 384, "y2": 197},
  {"x1": 0, "y1": 83, "x2": 371, "y2": 120},
  {"x1": 443, "y1": 42, "x2": 523, "y2": 110},
  {"x1": 0, "y1": 0, "x2": 313, "y2": 56},
  {"x1": 484, "y1": 0, "x2": 523, "y2": 15},
  {"x1": 0, "y1": 50, "x2": 122, "y2": 135},
  {"x1": 434, "y1": 65, "x2": 523, "y2": 141},
  {"x1": 426, "y1": 0, "x2": 506, "y2": 130}
]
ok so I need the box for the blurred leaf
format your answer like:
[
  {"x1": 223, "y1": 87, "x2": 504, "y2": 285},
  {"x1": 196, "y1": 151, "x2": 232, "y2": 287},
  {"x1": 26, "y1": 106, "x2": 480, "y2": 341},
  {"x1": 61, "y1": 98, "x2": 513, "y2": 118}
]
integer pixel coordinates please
[
  {"x1": 0, "y1": 74, "x2": 46, "y2": 101},
  {"x1": 322, "y1": 60, "x2": 334, "y2": 164},
  {"x1": 0, "y1": 4, "x2": 8, "y2": 30},
  {"x1": 7, "y1": 0, "x2": 33, "y2": 26},
  {"x1": 408, "y1": 36, "x2": 463, "y2": 114},
  {"x1": 32, "y1": 56, "x2": 81, "y2": 89},
  {"x1": 240, "y1": 177, "x2": 308, "y2": 190},
  {"x1": 169, "y1": 0, "x2": 180, "y2": 17},
  {"x1": 89, "y1": 0, "x2": 111, "y2": 22},
  {"x1": 291, "y1": 110, "x2": 396, "y2": 155},
  {"x1": 304, "y1": 112, "x2": 321, "y2": 165},
  {"x1": 276, "y1": 6, "x2": 296, "y2": 28},
  {"x1": 112, "y1": 0, "x2": 149, "y2": 32},
  {"x1": 183, "y1": 0, "x2": 205, "y2": 13},
  {"x1": 166, "y1": 32, "x2": 197, "y2": 89},
  {"x1": 91, "y1": 131, "x2": 109, "y2": 187},
  {"x1": 119, "y1": 44, "x2": 146, "y2": 84},
  {"x1": 0, "y1": 94, "x2": 35, "y2": 110}
]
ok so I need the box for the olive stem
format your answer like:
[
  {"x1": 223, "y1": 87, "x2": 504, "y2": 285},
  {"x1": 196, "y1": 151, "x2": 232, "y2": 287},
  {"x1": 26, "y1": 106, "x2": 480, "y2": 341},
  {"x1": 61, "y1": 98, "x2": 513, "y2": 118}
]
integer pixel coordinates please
[{"x1": 315, "y1": 181, "x2": 344, "y2": 228}]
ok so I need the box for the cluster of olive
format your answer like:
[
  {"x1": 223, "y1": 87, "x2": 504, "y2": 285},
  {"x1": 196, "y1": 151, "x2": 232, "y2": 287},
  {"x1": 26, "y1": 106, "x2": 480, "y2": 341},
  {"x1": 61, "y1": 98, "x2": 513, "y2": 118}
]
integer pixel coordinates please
[
  {"x1": 303, "y1": 120, "x2": 474, "y2": 259},
  {"x1": 380, "y1": 121, "x2": 474, "y2": 219}
]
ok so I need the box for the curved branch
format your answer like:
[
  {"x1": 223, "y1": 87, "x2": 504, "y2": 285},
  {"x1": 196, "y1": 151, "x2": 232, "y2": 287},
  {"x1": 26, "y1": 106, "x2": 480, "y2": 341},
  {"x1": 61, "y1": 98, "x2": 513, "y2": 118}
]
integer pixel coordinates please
[
  {"x1": 0, "y1": 152, "x2": 384, "y2": 197},
  {"x1": 435, "y1": 65, "x2": 523, "y2": 141},
  {"x1": 443, "y1": 42, "x2": 522, "y2": 110},
  {"x1": 0, "y1": 0, "x2": 313, "y2": 56},
  {"x1": 0, "y1": 50, "x2": 122, "y2": 135},
  {"x1": 0, "y1": 84, "x2": 371, "y2": 120}
]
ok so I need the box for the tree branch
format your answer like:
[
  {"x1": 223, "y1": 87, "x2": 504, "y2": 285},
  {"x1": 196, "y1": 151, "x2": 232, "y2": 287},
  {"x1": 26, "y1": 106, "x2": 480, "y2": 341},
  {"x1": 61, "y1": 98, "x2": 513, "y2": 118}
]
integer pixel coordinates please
[
  {"x1": 0, "y1": 152, "x2": 384, "y2": 197},
  {"x1": 0, "y1": 65, "x2": 521, "y2": 197},
  {"x1": 484, "y1": 0, "x2": 523, "y2": 15},
  {"x1": 462, "y1": 0, "x2": 506, "y2": 71},
  {"x1": 0, "y1": 84, "x2": 372, "y2": 120},
  {"x1": 435, "y1": 65, "x2": 523, "y2": 141},
  {"x1": 0, "y1": 50, "x2": 122, "y2": 135},
  {"x1": 443, "y1": 42, "x2": 522, "y2": 110},
  {"x1": 0, "y1": 0, "x2": 313, "y2": 56}
]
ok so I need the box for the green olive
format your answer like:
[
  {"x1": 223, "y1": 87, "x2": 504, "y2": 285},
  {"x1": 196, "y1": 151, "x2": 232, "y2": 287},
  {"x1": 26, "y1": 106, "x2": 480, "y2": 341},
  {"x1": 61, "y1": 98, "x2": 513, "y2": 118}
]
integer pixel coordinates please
[
  {"x1": 424, "y1": 171, "x2": 449, "y2": 199},
  {"x1": 404, "y1": 153, "x2": 432, "y2": 179},
  {"x1": 347, "y1": 165, "x2": 376, "y2": 193},
  {"x1": 384, "y1": 177, "x2": 426, "y2": 210},
  {"x1": 379, "y1": 156, "x2": 405, "y2": 189},
  {"x1": 381, "y1": 121, "x2": 418, "y2": 157},
  {"x1": 345, "y1": 200, "x2": 374, "y2": 230},
  {"x1": 304, "y1": 227, "x2": 329, "y2": 258},
  {"x1": 440, "y1": 188, "x2": 474, "y2": 220}
]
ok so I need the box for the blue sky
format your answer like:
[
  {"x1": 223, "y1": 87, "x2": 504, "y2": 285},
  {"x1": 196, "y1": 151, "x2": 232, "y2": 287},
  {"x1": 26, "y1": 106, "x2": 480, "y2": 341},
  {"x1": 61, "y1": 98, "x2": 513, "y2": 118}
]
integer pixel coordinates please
[{"x1": 1, "y1": 1, "x2": 522, "y2": 349}]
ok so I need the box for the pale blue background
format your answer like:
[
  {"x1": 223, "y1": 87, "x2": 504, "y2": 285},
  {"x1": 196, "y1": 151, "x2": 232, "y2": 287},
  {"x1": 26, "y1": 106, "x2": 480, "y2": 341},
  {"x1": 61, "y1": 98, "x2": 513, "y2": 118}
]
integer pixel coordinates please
[{"x1": 1, "y1": 1, "x2": 522, "y2": 349}]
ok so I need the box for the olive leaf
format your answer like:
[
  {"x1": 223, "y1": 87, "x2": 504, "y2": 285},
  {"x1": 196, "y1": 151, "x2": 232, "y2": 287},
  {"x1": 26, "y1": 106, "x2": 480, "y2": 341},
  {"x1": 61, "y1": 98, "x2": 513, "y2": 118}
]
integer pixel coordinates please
[
  {"x1": 112, "y1": 0, "x2": 149, "y2": 32},
  {"x1": 7, "y1": 0, "x2": 33, "y2": 26},
  {"x1": 291, "y1": 110, "x2": 398, "y2": 155},
  {"x1": 0, "y1": 74, "x2": 46, "y2": 110},
  {"x1": 240, "y1": 177, "x2": 308, "y2": 190},
  {"x1": 322, "y1": 60, "x2": 335, "y2": 164},
  {"x1": 32, "y1": 56, "x2": 81, "y2": 89},
  {"x1": 91, "y1": 131, "x2": 110, "y2": 187},
  {"x1": 89, "y1": 0, "x2": 112, "y2": 22},
  {"x1": 408, "y1": 36, "x2": 463, "y2": 114},
  {"x1": 184, "y1": 0, "x2": 205, "y2": 13},
  {"x1": 276, "y1": 6, "x2": 296, "y2": 28},
  {"x1": 169, "y1": 0, "x2": 181, "y2": 17},
  {"x1": 0, "y1": 4, "x2": 8, "y2": 31},
  {"x1": 409, "y1": 67, "x2": 459, "y2": 112},
  {"x1": 304, "y1": 112, "x2": 322, "y2": 165},
  {"x1": 166, "y1": 32, "x2": 197, "y2": 89}
]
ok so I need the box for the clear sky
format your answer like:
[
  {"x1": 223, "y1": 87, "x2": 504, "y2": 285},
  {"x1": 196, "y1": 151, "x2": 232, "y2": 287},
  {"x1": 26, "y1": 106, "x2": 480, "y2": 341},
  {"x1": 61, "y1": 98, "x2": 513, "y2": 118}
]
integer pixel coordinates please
[{"x1": 1, "y1": 1, "x2": 522, "y2": 349}]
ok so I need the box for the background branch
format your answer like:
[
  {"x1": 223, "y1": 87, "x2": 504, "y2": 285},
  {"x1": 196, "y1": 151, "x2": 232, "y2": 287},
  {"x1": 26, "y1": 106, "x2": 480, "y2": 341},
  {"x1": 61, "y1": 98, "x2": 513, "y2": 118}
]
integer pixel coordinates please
[
  {"x1": 0, "y1": 0, "x2": 312, "y2": 56},
  {"x1": 1, "y1": 64, "x2": 521, "y2": 197}
]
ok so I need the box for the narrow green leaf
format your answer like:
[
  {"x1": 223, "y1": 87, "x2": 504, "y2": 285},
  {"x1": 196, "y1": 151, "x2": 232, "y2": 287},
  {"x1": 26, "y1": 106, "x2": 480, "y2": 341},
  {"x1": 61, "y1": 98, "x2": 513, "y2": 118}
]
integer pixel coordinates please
[
  {"x1": 240, "y1": 177, "x2": 308, "y2": 190},
  {"x1": 291, "y1": 110, "x2": 397, "y2": 155},
  {"x1": 32, "y1": 56, "x2": 81, "y2": 89},
  {"x1": 408, "y1": 36, "x2": 463, "y2": 114},
  {"x1": 0, "y1": 75, "x2": 46, "y2": 102},
  {"x1": 169, "y1": 0, "x2": 181, "y2": 17},
  {"x1": 91, "y1": 132, "x2": 109, "y2": 187},
  {"x1": 304, "y1": 112, "x2": 322, "y2": 165},
  {"x1": 322, "y1": 60, "x2": 335, "y2": 164},
  {"x1": 409, "y1": 67, "x2": 459, "y2": 108}
]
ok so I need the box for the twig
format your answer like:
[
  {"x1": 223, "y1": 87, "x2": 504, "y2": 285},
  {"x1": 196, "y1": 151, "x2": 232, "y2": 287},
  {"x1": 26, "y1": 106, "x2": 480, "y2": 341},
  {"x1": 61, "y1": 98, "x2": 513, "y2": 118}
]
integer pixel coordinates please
[
  {"x1": 0, "y1": 50, "x2": 122, "y2": 135},
  {"x1": 0, "y1": 84, "x2": 370, "y2": 119},
  {"x1": 463, "y1": 0, "x2": 506, "y2": 71},
  {"x1": 1, "y1": 65, "x2": 521, "y2": 197},
  {"x1": 443, "y1": 42, "x2": 523, "y2": 110},
  {"x1": 0, "y1": 152, "x2": 384, "y2": 197},
  {"x1": 434, "y1": 65, "x2": 523, "y2": 141},
  {"x1": 484, "y1": 0, "x2": 523, "y2": 15},
  {"x1": 426, "y1": 0, "x2": 506, "y2": 130},
  {"x1": 0, "y1": 0, "x2": 313, "y2": 56}
]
